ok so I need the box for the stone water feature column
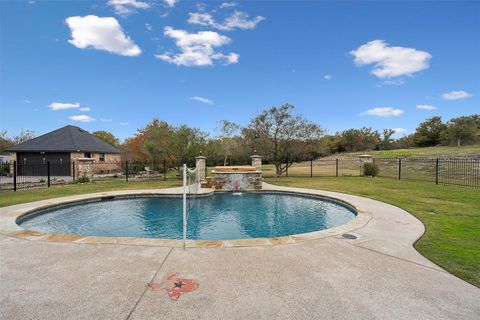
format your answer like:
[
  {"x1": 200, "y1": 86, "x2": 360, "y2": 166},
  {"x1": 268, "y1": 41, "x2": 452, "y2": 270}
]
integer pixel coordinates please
[
  {"x1": 196, "y1": 155, "x2": 206, "y2": 181},
  {"x1": 250, "y1": 153, "x2": 262, "y2": 171}
]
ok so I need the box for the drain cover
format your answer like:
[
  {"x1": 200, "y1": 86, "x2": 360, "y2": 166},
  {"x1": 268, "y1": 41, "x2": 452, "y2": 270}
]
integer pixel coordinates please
[{"x1": 342, "y1": 233, "x2": 357, "y2": 240}]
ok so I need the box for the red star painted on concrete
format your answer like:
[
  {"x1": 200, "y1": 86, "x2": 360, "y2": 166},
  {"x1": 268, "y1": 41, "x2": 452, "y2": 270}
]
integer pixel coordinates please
[{"x1": 148, "y1": 272, "x2": 199, "y2": 301}]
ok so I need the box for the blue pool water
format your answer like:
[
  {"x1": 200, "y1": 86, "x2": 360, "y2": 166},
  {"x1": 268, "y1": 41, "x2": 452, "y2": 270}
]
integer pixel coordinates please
[{"x1": 18, "y1": 192, "x2": 356, "y2": 240}]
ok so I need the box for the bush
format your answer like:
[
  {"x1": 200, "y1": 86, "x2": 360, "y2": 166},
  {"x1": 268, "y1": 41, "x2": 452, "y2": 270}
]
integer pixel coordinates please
[
  {"x1": 363, "y1": 162, "x2": 379, "y2": 177},
  {"x1": 75, "y1": 175, "x2": 90, "y2": 183}
]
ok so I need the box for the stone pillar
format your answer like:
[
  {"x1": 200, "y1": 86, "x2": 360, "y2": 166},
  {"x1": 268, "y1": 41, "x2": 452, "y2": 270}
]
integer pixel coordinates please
[
  {"x1": 196, "y1": 155, "x2": 206, "y2": 181},
  {"x1": 250, "y1": 154, "x2": 262, "y2": 171},
  {"x1": 76, "y1": 158, "x2": 94, "y2": 180}
]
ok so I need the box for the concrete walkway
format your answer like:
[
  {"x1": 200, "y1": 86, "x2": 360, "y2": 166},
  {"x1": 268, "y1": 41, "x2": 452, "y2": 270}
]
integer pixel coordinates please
[{"x1": 1, "y1": 183, "x2": 479, "y2": 319}]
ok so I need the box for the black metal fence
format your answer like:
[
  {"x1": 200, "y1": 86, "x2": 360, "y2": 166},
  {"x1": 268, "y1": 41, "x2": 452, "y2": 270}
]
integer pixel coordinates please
[
  {"x1": 1, "y1": 157, "x2": 479, "y2": 191},
  {"x1": 262, "y1": 157, "x2": 479, "y2": 189},
  {"x1": 0, "y1": 160, "x2": 183, "y2": 192}
]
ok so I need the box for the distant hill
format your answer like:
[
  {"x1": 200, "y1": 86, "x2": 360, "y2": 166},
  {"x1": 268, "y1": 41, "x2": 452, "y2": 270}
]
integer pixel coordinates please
[{"x1": 323, "y1": 145, "x2": 480, "y2": 159}]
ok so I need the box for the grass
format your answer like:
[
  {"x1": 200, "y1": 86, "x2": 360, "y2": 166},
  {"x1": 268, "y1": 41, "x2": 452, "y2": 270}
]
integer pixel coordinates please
[
  {"x1": 0, "y1": 178, "x2": 181, "y2": 208},
  {"x1": 329, "y1": 145, "x2": 480, "y2": 158},
  {"x1": 265, "y1": 176, "x2": 480, "y2": 287}
]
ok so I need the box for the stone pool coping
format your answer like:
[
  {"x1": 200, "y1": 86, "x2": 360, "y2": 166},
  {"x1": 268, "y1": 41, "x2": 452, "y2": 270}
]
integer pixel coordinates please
[{"x1": 0, "y1": 184, "x2": 371, "y2": 248}]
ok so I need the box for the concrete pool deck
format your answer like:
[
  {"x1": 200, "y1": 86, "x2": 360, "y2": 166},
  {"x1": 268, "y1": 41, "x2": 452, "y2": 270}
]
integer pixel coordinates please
[{"x1": 0, "y1": 183, "x2": 479, "y2": 319}]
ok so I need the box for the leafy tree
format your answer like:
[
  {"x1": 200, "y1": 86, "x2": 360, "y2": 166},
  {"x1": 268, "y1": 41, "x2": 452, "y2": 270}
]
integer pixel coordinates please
[
  {"x1": 138, "y1": 119, "x2": 173, "y2": 163},
  {"x1": 444, "y1": 115, "x2": 480, "y2": 146},
  {"x1": 122, "y1": 135, "x2": 148, "y2": 161},
  {"x1": 93, "y1": 130, "x2": 120, "y2": 146},
  {"x1": 395, "y1": 134, "x2": 415, "y2": 149},
  {"x1": 413, "y1": 116, "x2": 447, "y2": 147},
  {"x1": 135, "y1": 119, "x2": 207, "y2": 172},
  {"x1": 244, "y1": 104, "x2": 324, "y2": 177},
  {"x1": 166, "y1": 125, "x2": 207, "y2": 170}
]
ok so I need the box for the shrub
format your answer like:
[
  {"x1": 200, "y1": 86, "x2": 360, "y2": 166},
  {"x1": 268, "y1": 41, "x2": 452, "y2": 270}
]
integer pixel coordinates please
[
  {"x1": 363, "y1": 162, "x2": 379, "y2": 177},
  {"x1": 75, "y1": 175, "x2": 90, "y2": 183}
]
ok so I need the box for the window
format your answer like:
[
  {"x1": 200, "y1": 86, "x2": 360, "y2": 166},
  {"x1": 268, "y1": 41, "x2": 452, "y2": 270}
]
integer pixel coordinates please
[
  {"x1": 99, "y1": 153, "x2": 105, "y2": 162},
  {"x1": 84, "y1": 153, "x2": 91, "y2": 158}
]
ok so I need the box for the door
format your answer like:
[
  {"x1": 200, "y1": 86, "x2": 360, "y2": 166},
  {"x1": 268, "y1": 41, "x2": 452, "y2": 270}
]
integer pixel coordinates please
[{"x1": 17, "y1": 152, "x2": 71, "y2": 176}]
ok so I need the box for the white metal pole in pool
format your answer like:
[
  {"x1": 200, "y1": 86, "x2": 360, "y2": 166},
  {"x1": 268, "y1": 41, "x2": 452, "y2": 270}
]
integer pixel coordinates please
[{"x1": 182, "y1": 163, "x2": 187, "y2": 250}]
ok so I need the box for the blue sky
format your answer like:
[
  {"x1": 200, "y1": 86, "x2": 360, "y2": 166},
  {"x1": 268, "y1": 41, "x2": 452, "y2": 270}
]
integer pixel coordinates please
[{"x1": 1, "y1": 0, "x2": 479, "y2": 141}]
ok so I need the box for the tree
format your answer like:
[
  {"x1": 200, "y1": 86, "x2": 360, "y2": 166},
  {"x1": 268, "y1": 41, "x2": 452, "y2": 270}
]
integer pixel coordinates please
[
  {"x1": 216, "y1": 120, "x2": 241, "y2": 165},
  {"x1": 12, "y1": 129, "x2": 35, "y2": 145},
  {"x1": 244, "y1": 104, "x2": 324, "y2": 177},
  {"x1": 122, "y1": 135, "x2": 148, "y2": 161},
  {"x1": 93, "y1": 130, "x2": 120, "y2": 146},
  {"x1": 138, "y1": 119, "x2": 173, "y2": 163},
  {"x1": 135, "y1": 119, "x2": 207, "y2": 172},
  {"x1": 0, "y1": 130, "x2": 13, "y2": 154},
  {"x1": 378, "y1": 129, "x2": 395, "y2": 150},
  {"x1": 413, "y1": 116, "x2": 447, "y2": 147},
  {"x1": 444, "y1": 115, "x2": 480, "y2": 146}
]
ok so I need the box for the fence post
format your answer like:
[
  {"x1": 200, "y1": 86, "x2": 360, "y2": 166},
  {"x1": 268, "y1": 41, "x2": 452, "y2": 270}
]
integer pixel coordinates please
[
  {"x1": 72, "y1": 161, "x2": 75, "y2": 182},
  {"x1": 435, "y1": 158, "x2": 439, "y2": 185},
  {"x1": 125, "y1": 160, "x2": 129, "y2": 182},
  {"x1": 13, "y1": 160, "x2": 17, "y2": 192},
  {"x1": 163, "y1": 158, "x2": 167, "y2": 181},
  {"x1": 286, "y1": 165, "x2": 288, "y2": 177},
  {"x1": 398, "y1": 158, "x2": 402, "y2": 180},
  {"x1": 47, "y1": 161, "x2": 51, "y2": 187},
  {"x1": 336, "y1": 159, "x2": 339, "y2": 177},
  {"x1": 310, "y1": 159, "x2": 313, "y2": 178}
]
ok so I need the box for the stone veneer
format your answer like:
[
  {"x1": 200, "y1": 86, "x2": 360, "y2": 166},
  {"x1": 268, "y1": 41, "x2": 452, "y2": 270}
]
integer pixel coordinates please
[{"x1": 71, "y1": 152, "x2": 122, "y2": 176}]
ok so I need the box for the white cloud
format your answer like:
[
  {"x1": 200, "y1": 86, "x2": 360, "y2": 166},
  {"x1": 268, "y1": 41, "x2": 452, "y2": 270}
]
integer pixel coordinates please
[
  {"x1": 100, "y1": 118, "x2": 113, "y2": 122},
  {"x1": 69, "y1": 114, "x2": 95, "y2": 122},
  {"x1": 189, "y1": 96, "x2": 214, "y2": 105},
  {"x1": 155, "y1": 27, "x2": 239, "y2": 66},
  {"x1": 164, "y1": 0, "x2": 177, "y2": 7},
  {"x1": 416, "y1": 104, "x2": 436, "y2": 110},
  {"x1": 362, "y1": 107, "x2": 404, "y2": 117},
  {"x1": 188, "y1": 11, "x2": 265, "y2": 31},
  {"x1": 350, "y1": 40, "x2": 431, "y2": 78},
  {"x1": 22, "y1": 99, "x2": 31, "y2": 104},
  {"x1": 145, "y1": 23, "x2": 152, "y2": 31},
  {"x1": 79, "y1": 107, "x2": 91, "y2": 111},
  {"x1": 107, "y1": 0, "x2": 150, "y2": 15},
  {"x1": 392, "y1": 128, "x2": 408, "y2": 135},
  {"x1": 48, "y1": 102, "x2": 80, "y2": 111},
  {"x1": 220, "y1": 2, "x2": 236, "y2": 8},
  {"x1": 381, "y1": 79, "x2": 405, "y2": 86},
  {"x1": 120, "y1": 122, "x2": 129, "y2": 126},
  {"x1": 323, "y1": 74, "x2": 332, "y2": 80},
  {"x1": 65, "y1": 15, "x2": 141, "y2": 57},
  {"x1": 441, "y1": 90, "x2": 473, "y2": 100}
]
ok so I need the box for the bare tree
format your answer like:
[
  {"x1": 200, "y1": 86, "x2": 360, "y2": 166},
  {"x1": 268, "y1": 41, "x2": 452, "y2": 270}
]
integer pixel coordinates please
[
  {"x1": 12, "y1": 129, "x2": 35, "y2": 145},
  {"x1": 244, "y1": 104, "x2": 324, "y2": 177}
]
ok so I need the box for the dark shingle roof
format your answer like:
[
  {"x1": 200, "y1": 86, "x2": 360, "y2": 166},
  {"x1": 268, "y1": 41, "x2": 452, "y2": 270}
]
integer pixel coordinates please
[{"x1": 7, "y1": 125, "x2": 120, "y2": 154}]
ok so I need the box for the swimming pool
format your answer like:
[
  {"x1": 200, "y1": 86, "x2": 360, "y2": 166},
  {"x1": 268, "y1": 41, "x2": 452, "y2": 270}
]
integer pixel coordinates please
[{"x1": 17, "y1": 192, "x2": 357, "y2": 240}]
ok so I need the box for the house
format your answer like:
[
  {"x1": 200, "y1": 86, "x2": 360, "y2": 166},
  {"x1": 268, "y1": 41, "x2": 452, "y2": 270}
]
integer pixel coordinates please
[{"x1": 7, "y1": 125, "x2": 121, "y2": 176}]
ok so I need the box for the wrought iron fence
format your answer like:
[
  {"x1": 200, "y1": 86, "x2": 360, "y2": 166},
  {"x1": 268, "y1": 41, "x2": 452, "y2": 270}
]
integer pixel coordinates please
[
  {"x1": 0, "y1": 160, "x2": 183, "y2": 191},
  {"x1": 1, "y1": 157, "x2": 478, "y2": 191},
  {"x1": 265, "y1": 157, "x2": 480, "y2": 189}
]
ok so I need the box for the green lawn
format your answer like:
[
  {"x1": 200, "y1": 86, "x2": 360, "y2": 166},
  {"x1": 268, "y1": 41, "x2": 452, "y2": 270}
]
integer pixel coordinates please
[
  {"x1": 0, "y1": 178, "x2": 181, "y2": 208},
  {"x1": 265, "y1": 176, "x2": 480, "y2": 287},
  {"x1": 1, "y1": 175, "x2": 478, "y2": 287},
  {"x1": 329, "y1": 145, "x2": 480, "y2": 158}
]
